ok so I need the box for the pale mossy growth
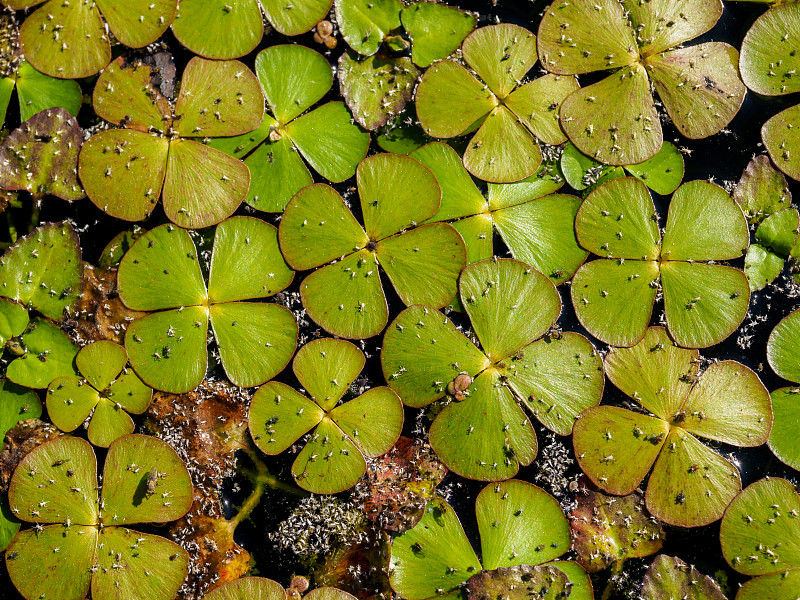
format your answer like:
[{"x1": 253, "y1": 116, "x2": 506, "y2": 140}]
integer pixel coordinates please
[
  {"x1": 79, "y1": 54, "x2": 265, "y2": 229},
  {"x1": 574, "y1": 327, "x2": 772, "y2": 527},
  {"x1": 389, "y1": 480, "x2": 593, "y2": 600},
  {"x1": 382, "y1": 259, "x2": 604, "y2": 481},
  {"x1": 416, "y1": 23, "x2": 579, "y2": 183},
  {"x1": 539, "y1": 0, "x2": 745, "y2": 165},
  {"x1": 7, "y1": 0, "x2": 177, "y2": 78},
  {"x1": 248, "y1": 338, "x2": 403, "y2": 494},
  {"x1": 5, "y1": 434, "x2": 193, "y2": 600},
  {"x1": 117, "y1": 217, "x2": 298, "y2": 393}
]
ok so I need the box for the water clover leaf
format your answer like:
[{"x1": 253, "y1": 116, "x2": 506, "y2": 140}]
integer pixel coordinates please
[
  {"x1": 335, "y1": 0, "x2": 403, "y2": 57},
  {"x1": 5, "y1": 318, "x2": 79, "y2": 388},
  {"x1": 204, "y1": 578, "x2": 359, "y2": 600},
  {"x1": 5, "y1": 434, "x2": 192, "y2": 600},
  {"x1": 209, "y1": 45, "x2": 369, "y2": 213},
  {"x1": 573, "y1": 327, "x2": 772, "y2": 527},
  {"x1": 641, "y1": 555, "x2": 727, "y2": 600},
  {"x1": 0, "y1": 107, "x2": 84, "y2": 202},
  {"x1": 416, "y1": 23, "x2": 579, "y2": 183},
  {"x1": 561, "y1": 141, "x2": 685, "y2": 195},
  {"x1": 400, "y1": 2, "x2": 476, "y2": 68},
  {"x1": 279, "y1": 153, "x2": 466, "y2": 339},
  {"x1": 765, "y1": 309, "x2": 800, "y2": 470},
  {"x1": 733, "y1": 155, "x2": 793, "y2": 225},
  {"x1": 389, "y1": 480, "x2": 593, "y2": 600},
  {"x1": 79, "y1": 55, "x2": 264, "y2": 229},
  {"x1": 410, "y1": 141, "x2": 586, "y2": 288},
  {"x1": 0, "y1": 60, "x2": 81, "y2": 126},
  {"x1": 382, "y1": 259, "x2": 604, "y2": 480},
  {"x1": 744, "y1": 207, "x2": 799, "y2": 291},
  {"x1": 47, "y1": 341, "x2": 152, "y2": 447},
  {"x1": 0, "y1": 379, "x2": 41, "y2": 445},
  {"x1": 0, "y1": 298, "x2": 28, "y2": 348},
  {"x1": 248, "y1": 338, "x2": 403, "y2": 494},
  {"x1": 10, "y1": 0, "x2": 176, "y2": 78},
  {"x1": 720, "y1": 478, "x2": 800, "y2": 600},
  {"x1": 118, "y1": 218, "x2": 296, "y2": 393},
  {"x1": 172, "y1": 0, "x2": 333, "y2": 59},
  {"x1": 0, "y1": 222, "x2": 82, "y2": 321},
  {"x1": 571, "y1": 177, "x2": 750, "y2": 348},
  {"x1": 538, "y1": 0, "x2": 745, "y2": 165}
]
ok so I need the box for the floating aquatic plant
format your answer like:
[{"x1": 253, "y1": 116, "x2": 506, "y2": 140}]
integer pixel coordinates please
[
  {"x1": 47, "y1": 341, "x2": 152, "y2": 447},
  {"x1": 571, "y1": 177, "x2": 750, "y2": 348},
  {"x1": 5, "y1": 434, "x2": 192, "y2": 600},
  {"x1": 744, "y1": 207, "x2": 799, "y2": 291},
  {"x1": 538, "y1": 0, "x2": 746, "y2": 165},
  {"x1": 79, "y1": 54, "x2": 264, "y2": 229},
  {"x1": 4, "y1": 0, "x2": 176, "y2": 78},
  {"x1": 117, "y1": 217, "x2": 297, "y2": 393},
  {"x1": 765, "y1": 309, "x2": 800, "y2": 471},
  {"x1": 0, "y1": 59, "x2": 81, "y2": 126},
  {"x1": 203, "y1": 576, "x2": 357, "y2": 600},
  {"x1": 248, "y1": 337, "x2": 403, "y2": 494},
  {"x1": 5, "y1": 317, "x2": 78, "y2": 389},
  {"x1": 733, "y1": 155, "x2": 793, "y2": 225},
  {"x1": 210, "y1": 45, "x2": 369, "y2": 213},
  {"x1": 390, "y1": 479, "x2": 593, "y2": 600},
  {"x1": 641, "y1": 555, "x2": 726, "y2": 600},
  {"x1": 573, "y1": 327, "x2": 772, "y2": 527},
  {"x1": 382, "y1": 258, "x2": 604, "y2": 481},
  {"x1": 0, "y1": 379, "x2": 40, "y2": 444},
  {"x1": 415, "y1": 23, "x2": 579, "y2": 183},
  {"x1": 278, "y1": 153, "x2": 466, "y2": 339}
]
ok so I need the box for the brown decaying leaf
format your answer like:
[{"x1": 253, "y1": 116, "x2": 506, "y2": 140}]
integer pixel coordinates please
[
  {"x1": 466, "y1": 564, "x2": 570, "y2": 600},
  {"x1": 0, "y1": 418, "x2": 63, "y2": 493},
  {"x1": 314, "y1": 527, "x2": 392, "y2": 600}
]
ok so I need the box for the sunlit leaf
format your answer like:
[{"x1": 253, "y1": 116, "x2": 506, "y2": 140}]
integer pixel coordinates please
[
  {"x1": 767, "y1": 308, "x2": 800, "y2": 383},
  {"x1": 733, "y1": 155, "x2": 793, "y2": 224},
  {"x1": 171, "y1": 0, "x2": 262, "y2": 59},
  {"x1": 740, "y1": 2, "x2": 800, "y2": 96},
  {"x1": 15, "y1": 61, "x2": 81, "y2": 122},
  {"x1": 762, "y1": 103, "x2": 800, "y2": 182},
  {"x1": 401, "y1": 2, "x2": 475, "y2": 68},
  {"x1": 6, "y1": 318, "x2": 79, "y2": 389},
  {"x1": 640, "y1": 554, "x2": 727, "y2": 600},
  {"x1": 335, "y1": 0, "x2": 402, "y2": 56}
]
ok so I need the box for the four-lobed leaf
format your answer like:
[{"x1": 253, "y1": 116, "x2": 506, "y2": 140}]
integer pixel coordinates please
[{"x1": 766, "y1": 309, "x2": 800, "y2": 471}]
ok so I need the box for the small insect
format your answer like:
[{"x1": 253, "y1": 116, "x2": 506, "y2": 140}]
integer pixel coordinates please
[{"x1": 145, "y1": 467, "x2": 159, "y2": 497}]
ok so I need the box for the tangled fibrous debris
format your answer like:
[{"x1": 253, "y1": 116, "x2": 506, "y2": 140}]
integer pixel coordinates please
[{"x1": 533, "y1": 432, "x2": 580, "y2": 506}]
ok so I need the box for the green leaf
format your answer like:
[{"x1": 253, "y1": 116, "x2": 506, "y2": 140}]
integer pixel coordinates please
[
  {"x1": 548, "y1": 562, "x2": 594, "y2": 600},
  {"x1": 768, "y1": 387, "x2": 800, "y2": 471},
  {"x1": 575, "y1": 177, "x2": 661, "y2": 260},
  {"x1": 504, "y1": 74, "x2": 578, "y2": 146},
  {"x1": 573, "y1": 406, "x2": 669, "y2": 495},
  {"x1": 756, "y1": 208, "x2": 800, "y2": 256},
  {"x1": 462, "y1": 106, "x2": 543, "y2": 184},
  {"x1": 209, "y1": 302, "x2": 297, "y2": 388},
  {"x1": 768, "y1": 308, "x2": 800, "y2": 383},
  {"x1": 100, "y1": 434, "x2": 193, "y2": 524},
  {"x1": 416, "y1": 60, "x2": 496, "y2": 138},
  {"x1": 19, "y1": 0, "x2": 110, "y2": 78},
  {"x1": 451, "y1": 217, "x2": 494, "y2": 277},
  {"x1": 7, "y1": 318, "x2": 79, "y2": 389},
  {"x1": 6, "y1": 525, "x2": 97, "y2": 600},
  {"x1": 571, "y1": 258, "x2": 660, "y2": 347},
  {"x1": 338, "y1": 52, "x2": 419, "y2": 131},
  {"x1": 0, "y1": 496, "x2": 20, "y2": 552},
  {"x1": 466, "y1": 564, "x2": 569, "y2": 600},
  {"x1": 117, "y1": 224, "x2": 207, "y2": 311},
  {"x1": 735, "y1": 570, "x2": 800, "y2": 600},
  {"x1": 0, "y1": 298, "x2": 29, "y2": 346},
  {"x1": 734, "y1": 155, "x2": 793, "y2": 224},
  {"x1": 508, "y1": 332, "x2": 604, "y2": 436},
  {"x1": 47, "y1": 376, "x2": 100, "y2": 433},
  {"x1": 173, "y1": 58, "x2": 264, "y2": 139},
  {"x1": 662, "y1": 180, "x2": 749, "y2": 261},
  {"x1": 660, "y1": 261, "x2": 750, "y2": 348},
  {"x1": 124, "y1": 307, "x2": 208, "y2": 394},
  {"x1": 0, "y1": 76, "x2": 14, "y2": 126},
  {"x1": 477, "y1": 479, "x2": 569, "y2": 569},
  {"x1": 256, "y1": 44, "x2": 332, "y2": 124},
  {"x1": 249, "y1": 381, "x2": 325, "y2": 455},
  {"x1": 279, "y1": 184, "x2": 368, "y2": 270},
  {"x1": 381, "y1": 305, "x2": 489, "y2": 408},
  {"x1": 429, "y1": 369, "x2": 537, "y2": 481},
  {"x1": 171, "y1": 0, "x2": 262, "y2": 59},
  {"x1": 208, "y1": 217, "x2": 293, "y2": 303},
  {"x1": 335, "y1": 0, "x2": 402, "y2": 56},
  {"x1": 646, "y1": 43, "x2": 745, "y2": 139},
  {"x1": 330, "y1": 387, "x2": 403, "y2": 456},
  {"x1": 389, "y1": 498, "x2": 482, "y2": 600},
  {"x1": 293, "y1": 338, "x2": 365, "y2": 411},
  {"x1": 242, "y1": 135, "x2": 314, "y2": 213},
  {"x1": 561, "y1": 65, "x2": 662, "y2": 166},
  {"x1": 646, "y1": 428, "x2": 741, "y2": 527},
  {"x1": 401, "y1": 2, "x2": 475, "y2": 68},
  {"x1": 79, "y1": 129, "x2": 168, "y2": 222},
  {"x1": 560, "y1": 141, "x2": 606, "y2": 192},
  {"x1": 91, "y1": 527, "x2": 189, "y2": 600},
  {"x1": 87, "y1": 399, "x2": 135, "y2": 448},
  {"x1": 162, "y1": 138, "x2": 250, "y2": 229},
  {"x1": 537, "y1": 0, "x2": 637, "y2": 74},
  {"x1": 720, "y1": 477, "x2": 800, "y2": 576},
  {"x1": 740, "y1": 2, "x2": 800, "y2": 96},
  {"x1": 461, "y1": 24, "x2": 537, "y2": 99},
  {"x1": 9, "y1": 436, "x2": 98, "y2": 524},
  {"x1": 625, "y1": 142, "x2": 685, "y2": 195},
  {"x1": 745, "y1": 244, "x2": 784, "y2": 291},
  {"x1": 286, "y1": 101, "x2": 370, "y2": 183},
  {"x1": 377, "y1": 117, "x2": 430, "y2": 154},
  {"x1": 292, "y1": 417, "x2": 367, "y2": 493},
  {"x1": 15, "y1": 61, "x2": 81, "y2": 122},
  {"x1": 603, "y1": 327, "x2": 698, "y2": 421},
  {"x1": 0, "y1": 380, "x2": 40, "y2": 445},
  {"x1": 493, "y1": 194, "x2": 588, "y2": 285},
  {"x1": 106, "y1": 369, "x2": 152, "y2": 415},
  {"x1": 98, "y1": 228, "x2": 146, "y2": 270},
  {"x1": 261, "y1": 0, "x2": 333, "y2": 36},
  {"x1": 76, "y1": 340, "x2": 127, "y2": 391},
  {"x1": 762, "y1": 102, "x2": 800, "y2": 182},
  {"x1": 460, "y1": 259, "x2": 560, "y2": 363},
  {"x1": 641, "y1": 555, "x2": 727, "y2": 600},
  {"x1": 202, "y1": 577, "x2": 287, "y2": 600},
  {"x1": 487, "y1": 158, "x2": 565, "y2": 210},
  {"x1": 93, "y1": 0, "x2": 175, "y2": 48},
  {"x1": 0, "y1": 107, "x2": 84, "y2": 201}
]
